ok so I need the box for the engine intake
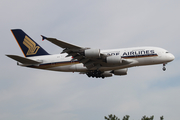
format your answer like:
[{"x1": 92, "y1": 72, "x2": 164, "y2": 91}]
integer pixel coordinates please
[{"x1": 84, "y1": 49, "x2": 100, "y2": 58}]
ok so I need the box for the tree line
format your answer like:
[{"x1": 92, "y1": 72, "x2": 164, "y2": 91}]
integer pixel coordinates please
[{"x1": 104, "y1": 114, "x2": 164, "y2": 120}]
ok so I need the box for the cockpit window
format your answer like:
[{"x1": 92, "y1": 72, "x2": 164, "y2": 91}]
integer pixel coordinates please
[{"x1": 166, "y1": 51, "x2": 169, "y2": 53}]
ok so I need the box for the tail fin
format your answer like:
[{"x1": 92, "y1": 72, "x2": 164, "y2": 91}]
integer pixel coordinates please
[{"x1": 11, "y1": 29, "x2": 49, "y2": 57}]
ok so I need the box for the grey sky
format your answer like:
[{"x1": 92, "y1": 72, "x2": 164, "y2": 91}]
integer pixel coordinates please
[{"x1": 1, "y1": 0, "x2": 180, "y2": 120}]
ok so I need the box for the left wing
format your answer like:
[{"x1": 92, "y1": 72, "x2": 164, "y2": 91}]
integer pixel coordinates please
[
  {"x1": 41, "y1": 35, "x2": 82, "y2": 49},
  {"x1": 42, "y1": 36, "x2": 131, "y2": 70},
  {"x1": 6, "y1": 55, "x2": 41, "y2": 65}
]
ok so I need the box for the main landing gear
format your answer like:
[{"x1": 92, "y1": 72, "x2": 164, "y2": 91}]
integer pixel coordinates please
[
  {"x1": 163, "y1": 63, "x2": 166, "y2": 71},
  {"x1": 86, "y1": 70, "x2": 105, "y2": 79}
]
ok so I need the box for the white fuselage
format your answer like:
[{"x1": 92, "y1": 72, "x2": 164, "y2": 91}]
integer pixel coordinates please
[{"x1": 20, "y1": 47, "x2": 175, "y2": 72}]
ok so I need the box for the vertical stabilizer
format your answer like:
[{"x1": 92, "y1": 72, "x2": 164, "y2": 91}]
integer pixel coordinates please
[{"x1": 11, "y1": 29, "x2": 49, "y2": 57}]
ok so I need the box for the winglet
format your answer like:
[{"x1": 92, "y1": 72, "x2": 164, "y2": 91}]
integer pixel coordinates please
[{"x1": 41, "y1": 35, "x2": 47, "y2": 41}]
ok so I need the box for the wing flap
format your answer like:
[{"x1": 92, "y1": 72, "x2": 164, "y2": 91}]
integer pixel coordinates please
[{"x1": 6, "y1": 55, "x2": 41, "y2": 64}]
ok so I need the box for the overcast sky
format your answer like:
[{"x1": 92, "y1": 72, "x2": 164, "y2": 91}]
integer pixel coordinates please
[{"x1": 1, "y1": 0, "x2": 180, "y2": 120}]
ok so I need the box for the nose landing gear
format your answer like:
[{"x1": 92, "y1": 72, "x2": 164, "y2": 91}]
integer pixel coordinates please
[{"x1": 163, "y1": 63, "x2": 166, "y2": 71}]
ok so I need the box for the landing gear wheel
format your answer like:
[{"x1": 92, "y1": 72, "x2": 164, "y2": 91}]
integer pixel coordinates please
[
  {"x1": 86, "y1": 70, "x2": 104, "y2": 78},
  {"x1": 163, "y1": 63, "x2": 166, "y2": 71},
  {"x1": 163, "y1": 67, "x2": 166, "y2": 71}
]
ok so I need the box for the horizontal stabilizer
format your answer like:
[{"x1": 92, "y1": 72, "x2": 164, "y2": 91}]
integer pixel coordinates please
[{"x1": 6, "y1": 55, "x2": 41, "y2": 64}]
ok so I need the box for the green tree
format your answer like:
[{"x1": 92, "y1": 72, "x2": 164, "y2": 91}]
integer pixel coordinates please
[
  {"x1": 141, "y1": 115, "x2": 154, "y2": 120},
  {"x1": 104, "y1": 114, "x2": 163, "y2": 120},
  {"x1": 122, "y1": 115, "x2": 130, "y2": 120},
  {"x1": 104, "y1": 114, "x2": 120, "y2": 120}
]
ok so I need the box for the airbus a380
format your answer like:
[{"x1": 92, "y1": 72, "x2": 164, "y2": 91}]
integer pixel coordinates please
[{"x1": 6, "y1": 29, "x2": 175, "y2": 78}]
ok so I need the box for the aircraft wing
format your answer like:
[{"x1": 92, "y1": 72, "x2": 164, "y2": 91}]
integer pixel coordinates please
[
  {"x1": 42, "y1": 36, "x2": 131, "y2": 70},
  {"x1": 41, "y1": 35, "x2": 82, "y2": 49},
  {"x1": 6, "y1": 55, "x2": 41, "y2": 65}
]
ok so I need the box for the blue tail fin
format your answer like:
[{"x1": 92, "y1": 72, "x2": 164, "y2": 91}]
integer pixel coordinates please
[{"x1": 11, "y1": 29, "x2": 49, "y2": 57}]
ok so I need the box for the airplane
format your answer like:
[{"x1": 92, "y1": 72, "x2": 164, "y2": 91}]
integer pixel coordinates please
[{"x1": 6, "y1": 29, "x2": 175, "y2": 78}]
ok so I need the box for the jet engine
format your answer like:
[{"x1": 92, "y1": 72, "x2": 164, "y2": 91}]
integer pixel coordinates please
[
  {"x1": 111, "y1": 68, "x2": 128, "y2": 75},
  {"x1": 101, "y1": 71, "x2": 113, "y2": 77},
  {"x1": 84, "y1": 49, "x2": 100, "y2": 58},
  {"x1": 106, "y1": 55, "x2": 122, "y2": 65}
]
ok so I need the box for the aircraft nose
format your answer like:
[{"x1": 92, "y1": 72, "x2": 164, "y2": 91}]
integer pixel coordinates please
[{"x1": 169, "y1": 53, "x2": 175, "y2": 61}]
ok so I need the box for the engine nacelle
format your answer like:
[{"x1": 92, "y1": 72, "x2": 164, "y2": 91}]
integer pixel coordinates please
[
  {"x1": 106, "y1": 55, "x2": 122, "y2": 65},
  {"x1": 84, "y1": 49, "x2": 100, "y2": 58},
  {"x1": 101, "y1": 71, "x2": 113, "y2": 77},
  {"x1": 112, "y1": 68, "x2": 128, "y2": 76}
]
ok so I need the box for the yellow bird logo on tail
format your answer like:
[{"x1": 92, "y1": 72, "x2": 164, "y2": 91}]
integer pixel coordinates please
[{"x1": 23, "y1": 36, "x2": 40, "y2": 55}]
